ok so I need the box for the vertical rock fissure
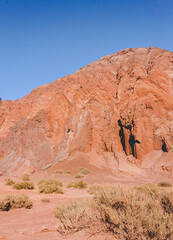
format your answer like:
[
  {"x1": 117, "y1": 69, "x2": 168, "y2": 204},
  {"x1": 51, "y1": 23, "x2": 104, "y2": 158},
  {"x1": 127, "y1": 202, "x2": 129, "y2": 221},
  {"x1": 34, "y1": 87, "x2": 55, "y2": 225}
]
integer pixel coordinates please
[
  {"x1": 118, "y1": 119, "x2": 140, "y2": 158},
  {"x1": 162, "y1": 139, "x2": 168, "y2": 152},
  {"x1": 118, "y1": 119, "x2": 126, "y2": 154}
]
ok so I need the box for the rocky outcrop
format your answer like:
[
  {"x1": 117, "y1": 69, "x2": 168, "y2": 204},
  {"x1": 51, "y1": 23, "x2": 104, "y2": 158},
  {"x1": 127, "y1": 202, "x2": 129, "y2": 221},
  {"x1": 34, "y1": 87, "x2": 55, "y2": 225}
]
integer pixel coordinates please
[{"x1": 0, "y1": 47, "x2": 173, "y2": 175}]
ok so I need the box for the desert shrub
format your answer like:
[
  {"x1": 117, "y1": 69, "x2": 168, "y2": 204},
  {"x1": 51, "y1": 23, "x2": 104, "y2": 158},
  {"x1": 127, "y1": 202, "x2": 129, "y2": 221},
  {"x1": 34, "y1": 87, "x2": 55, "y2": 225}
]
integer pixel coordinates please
[
  {"x1": 75, "y1": 173, "x2": 83, "y2": 179},
  {"x1": 55, "y1": 184, "x2": 173, "y2": 239},
  {"x1": 66, "y1": 170, "x2": 71, "y2": 174},
  {"x1": 88, "y1": 185, "x2": 104, "y2": 195},
  {"x1": 42, "y1": 164, "x2": 51, "y2": 171},
  {"x1": 79, "y1": 167, "x2": 90, "y2": 175},
  {"x1": 158, "y1": 181, "x2": 172, "y2": 188},
  {"x1": 41, "y1": 198, "x2": 50, "y2": 203},
  {"x1": 22, "y1": 174, "x2": 30, "y2": 181},
  {"x1": 6, "y1": 179, "x2": 15, "y2": 186},
  {"x1": 67, "y1": 181, "x2": 87, "y2": 189},
  {"x1": 55, "y1": 200, "x2": 89, "y2": 234},
  {"x1": 38, "y1": 179, "x2": 63, "y2": 194},
  {"x1": 55, "y1": 169, "x2": 63, "y2": 174},
  {"x1": 13, "y1": 181, "x2": 34, "y2": 190},
  {"x1": 0, "y1": 194, "x2": 32, "y2": 211}
]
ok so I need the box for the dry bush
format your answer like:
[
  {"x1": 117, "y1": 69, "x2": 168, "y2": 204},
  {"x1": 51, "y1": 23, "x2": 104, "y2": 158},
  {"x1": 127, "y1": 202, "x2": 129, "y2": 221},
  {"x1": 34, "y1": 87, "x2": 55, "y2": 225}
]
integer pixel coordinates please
[
  {"x1": 66, "y1": 170, "x2": 71, "y2": 174},
  {"x1": 54, "y1": 200, "x2": 91, "y2": 234},
  {"x1": 55, "y1": 184, "x2": 173, "y2": 239},
  {"x1": 6, "y1": 179, "x2": 15, "y2": 186},
  {"x1": 22, "y1": 174, "x2": 30, "y2": 181},
  {"x1": 79, "y1": 167, "x2": 90, "y2": 175},
  {"x1": 75, "y1": 174, "x2": 84, "y2": 179},
  {"x1": 158, "y1": 181, "x2": 172, "y2": 188},
  {"x1": 67, "y1": 181, "x2": 87, "y2": 189},
  {"x1": 13, "y1": 181, "x2": 34, "y2": 190},
  {"x1": 0, "y1": 194, "x2": 32, "y2": 211},
  {"x1": 42, "y1": 164, "x2": 51, "y2": 171},
  {"x1": 55, "y1": 169, "x2": 63, "y2": 174},
  {"x1": 38, "y1": 179, "x2": 63, "y2": 194},
  {"x1": 41, "y1": 198, "x2": 50, "y2": 203},
  {"x1": 88, "y1": 185, "x2": 104, "y2": 195}
]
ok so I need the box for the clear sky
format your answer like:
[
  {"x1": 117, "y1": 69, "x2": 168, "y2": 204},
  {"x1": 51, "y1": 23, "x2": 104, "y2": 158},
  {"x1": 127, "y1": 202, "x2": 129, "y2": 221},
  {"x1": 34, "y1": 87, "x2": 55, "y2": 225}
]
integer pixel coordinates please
[{"x1": 1, "y1": 0, "x2": 173, "y2": 101}]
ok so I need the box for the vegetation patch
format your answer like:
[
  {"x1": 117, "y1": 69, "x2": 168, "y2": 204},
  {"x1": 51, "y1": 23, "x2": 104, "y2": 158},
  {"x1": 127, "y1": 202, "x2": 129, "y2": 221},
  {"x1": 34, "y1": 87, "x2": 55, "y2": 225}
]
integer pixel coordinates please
[
  {"x1": 79, "y1": 167, "x2": 90, "y2": 175},
  {"x1": 67, "y1": 181, "x2": 87, "y2": 189},
  {"x1": 55, "y1": 169, "x2": 63, "y2": 174},
  {"x1": 55, "y1": 184, "x2": 173, "y2": 239},
  {"x1": 5, "y1": 179, "x2": 16, "y2": 186},
  {"x1": 55, "y1": 200, "x2": 89, "y2": 234},
  {"x1": 13, "y1": 181, "x2": 34, "y2": 190},
  {"x1": 158, "y1": 181, "x2": 172, "y2": 188},
  {"x1": 41, "y1": 198, "x2": 50, "y2": 203},
  {"x1": 38, "y1": 179, "x2": 63, "y2": 194},
  {"x1": 88, "y1": 185, "x2": 104, "y2": 195},
  {"x1": 22, "y1": 174, "x2": 30, "y2": 181},
  {"x1": 0, "y1": 194, "x2": 33, "y2": 211},
  {"x1": 66, "y1": 170, "x2": 71, "y2": 174},
  {"x1": 42, "y1": 164, "x2": 51, "y2": 171},
  {"x1": 75, "y1": 173, "x2": 84, "y2": 179}
]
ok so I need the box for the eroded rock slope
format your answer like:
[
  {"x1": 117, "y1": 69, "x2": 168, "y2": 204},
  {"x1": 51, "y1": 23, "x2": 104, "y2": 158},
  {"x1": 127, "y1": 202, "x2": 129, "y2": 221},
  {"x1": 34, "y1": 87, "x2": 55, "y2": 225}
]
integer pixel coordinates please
[{"x1": 0, "y1": 47, "x2": 173, "y2": 175}]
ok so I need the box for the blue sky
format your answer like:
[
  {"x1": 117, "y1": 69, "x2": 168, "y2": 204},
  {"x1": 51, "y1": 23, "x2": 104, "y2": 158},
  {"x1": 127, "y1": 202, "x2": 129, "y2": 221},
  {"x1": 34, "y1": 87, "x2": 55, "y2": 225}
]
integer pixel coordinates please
[{"x1": 0, "y1": 0, "x2": 173, "y2": 101}]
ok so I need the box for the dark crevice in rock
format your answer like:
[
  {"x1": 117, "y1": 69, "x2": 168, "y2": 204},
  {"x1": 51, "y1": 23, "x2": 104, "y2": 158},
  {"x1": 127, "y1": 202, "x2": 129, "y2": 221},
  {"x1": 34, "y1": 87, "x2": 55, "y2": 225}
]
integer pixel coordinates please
[
  {"x1": 104, "y1": 141, "x2": 108, "y2": 152},
  {"x1": 162, "y1": 139, "x2": 168, "y2": 152},
  {"x1": 118, "y1": 119, "x2": 140, "y2": 158},
  {"x1": 118, "y1": 119, "x2": 126, "y2": 154}
]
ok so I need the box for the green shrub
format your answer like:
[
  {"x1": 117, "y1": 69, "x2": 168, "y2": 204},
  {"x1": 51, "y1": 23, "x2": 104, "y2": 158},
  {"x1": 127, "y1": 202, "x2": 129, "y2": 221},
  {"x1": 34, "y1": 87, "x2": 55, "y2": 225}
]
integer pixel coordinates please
[
  {"x1": 6, "y1": 179, "x2": 15, "y2": 186},
  {"x1": 79, "y1": 167, "x2": 90, "y2": 175},
  {"x1": 22, "y1": 174, "x2": 30, "y2": 181},
  {"x1": 75, "y1": 174, "x2": 83, "y2": 179},
  {"x1": 67, "y1": 181, "x2": 87, "y2": 189},
  {"x1": 158, "y1": 181, "x2": 172, "y2": 188},
  {"x1": 55, "y1": 184, "x2": 173, "y2": 239},
  {"x1": 42, "y1": 164, "x2": 51, "y2": 171},
  {"x1": 13, "y1": 181, "x2": 34, "y2": 190},
  {"x1": 38, "y1": 179, "x2": 63, "y2": 194},
  {"x1": 0, "y1": 194, "x2": 33, "y2": 211}
]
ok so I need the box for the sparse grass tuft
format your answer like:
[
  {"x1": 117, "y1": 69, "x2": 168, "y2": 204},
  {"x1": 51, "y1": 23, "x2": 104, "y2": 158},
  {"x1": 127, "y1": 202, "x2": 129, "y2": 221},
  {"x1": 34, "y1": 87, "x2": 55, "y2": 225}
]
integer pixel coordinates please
[
  {"x1": 158, "y1": 181, "x2": 172, "y2": 188},
  {"x1": 22, "y1": 174, "x2": 30, "y2": 181},
  {"x1": 55, "y1": 184, "x2": 173, "y2": 239},
  {"x1": 67, "y1": 181, "x2": 87, "y2": 189},
  {"x1": 75, "y1": 173, "x2": 84, "y2": 179},
  {"x1": 0, "y1": 194, "x2": 33, "y2": 211},
  {"x1": 42, "y1": 164, "x2": 51, "y2": 171},
  {"x1": 79, "y1": 167, "x2": 90, "y2": 175},
  {"x1": 66, "y1": 170, "x2": 71, "y2": 174},
  {"x1": 41, "y1": 198, "x2": 50, "y2": 203},
  {"x1": 13, "y1": 181, "x2": 34, "y2": 190},
  {"x1": 38, "y1": 179, "x2": 63, "y2": 194},
  {"x1": 55, "y1": 169, "x2": 63, "y2": 174},
  {"x1": 5, "y1": 179, "x2": 15, "y2": 186}
]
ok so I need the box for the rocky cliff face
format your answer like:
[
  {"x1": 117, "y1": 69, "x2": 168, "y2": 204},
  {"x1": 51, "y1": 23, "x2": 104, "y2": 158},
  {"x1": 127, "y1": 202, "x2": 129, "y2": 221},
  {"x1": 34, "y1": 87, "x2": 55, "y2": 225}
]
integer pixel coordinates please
[{"x1": 0, "y1": 47, "x2": 173, "y2": 175}]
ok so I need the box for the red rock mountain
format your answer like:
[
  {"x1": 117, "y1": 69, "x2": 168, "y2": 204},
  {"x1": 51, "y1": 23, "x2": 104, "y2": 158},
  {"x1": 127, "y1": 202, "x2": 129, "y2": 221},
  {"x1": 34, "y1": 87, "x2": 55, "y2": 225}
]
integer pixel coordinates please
[{"x1": 0, "y1": 47, "x2": 173, "y2": 176}]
